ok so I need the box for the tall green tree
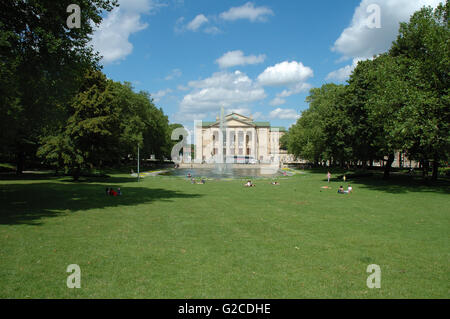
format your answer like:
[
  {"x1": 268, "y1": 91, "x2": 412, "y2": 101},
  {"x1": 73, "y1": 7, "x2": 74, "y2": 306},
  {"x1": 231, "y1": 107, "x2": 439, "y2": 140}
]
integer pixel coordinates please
[
  {"x1": 0, "y1": 0, "x2": 118, "y2": 174},
  {"x1": 389, "y1": 0, "x2": 450, "y2": 180}
]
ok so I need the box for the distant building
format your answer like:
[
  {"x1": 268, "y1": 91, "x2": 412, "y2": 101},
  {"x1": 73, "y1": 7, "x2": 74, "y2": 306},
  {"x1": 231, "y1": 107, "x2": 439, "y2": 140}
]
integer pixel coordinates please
[{"x1": 193, "y1": 113, "x2": 291, "y2": 164}]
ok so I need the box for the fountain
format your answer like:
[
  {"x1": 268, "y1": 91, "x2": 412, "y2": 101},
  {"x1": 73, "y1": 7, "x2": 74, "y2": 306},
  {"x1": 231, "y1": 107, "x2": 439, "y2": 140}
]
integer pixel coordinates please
[{"x1": 214, "y1": 105, "x2": 233, "y2": 176}]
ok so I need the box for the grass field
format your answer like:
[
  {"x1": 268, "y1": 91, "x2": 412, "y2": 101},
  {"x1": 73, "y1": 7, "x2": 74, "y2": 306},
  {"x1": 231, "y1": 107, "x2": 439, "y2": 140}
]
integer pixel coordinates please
[{"x1": 0, "y1": 169, "x2": 449, "y2": 298}]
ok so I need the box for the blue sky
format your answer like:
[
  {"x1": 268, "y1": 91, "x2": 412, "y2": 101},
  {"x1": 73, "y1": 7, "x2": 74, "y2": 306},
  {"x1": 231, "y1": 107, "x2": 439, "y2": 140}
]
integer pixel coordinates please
[{"x1": 91, "y1": 0, "x2": 442, "y2": 131}]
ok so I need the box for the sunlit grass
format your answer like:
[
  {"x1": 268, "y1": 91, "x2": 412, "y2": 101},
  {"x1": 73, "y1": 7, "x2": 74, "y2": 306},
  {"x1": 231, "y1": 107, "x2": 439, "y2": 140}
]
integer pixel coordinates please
[{"x1": 0, "y1": 170, "x2": 449, "y2": 298}]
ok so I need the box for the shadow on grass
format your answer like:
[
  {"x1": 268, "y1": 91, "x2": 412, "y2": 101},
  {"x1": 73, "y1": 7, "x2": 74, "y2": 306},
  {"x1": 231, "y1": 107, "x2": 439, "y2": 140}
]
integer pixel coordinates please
[
  {"x1": 306, "y1": 168, "x2": 450, "y2": 194},
  {"x1": 0, "y1": 172, "x2": 140, "y2": 184},
  {"x1": 0, "y1": 182, "x2": 202, "y2": 225}
]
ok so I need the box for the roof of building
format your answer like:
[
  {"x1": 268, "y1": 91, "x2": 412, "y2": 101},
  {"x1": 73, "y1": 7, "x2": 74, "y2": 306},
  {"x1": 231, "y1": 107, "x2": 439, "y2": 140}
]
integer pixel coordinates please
[
  {"x1": 199, "y1": 114, "x2": 284, "y2": 131},
  {"x1": 254, "y1": 122, "x2": 270, "y2": 127}
]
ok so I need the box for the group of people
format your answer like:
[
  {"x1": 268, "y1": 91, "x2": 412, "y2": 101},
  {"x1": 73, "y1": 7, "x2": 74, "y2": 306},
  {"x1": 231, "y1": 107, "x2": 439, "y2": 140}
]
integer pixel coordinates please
[
  {"x1": 244, "y1": 180, "x2": 280, "y2": 187},
  {"x1": 191, "y1": 178, "x2": 206, "y2": 184},
  {"x1": 106, "y1": 187, "x2": 121, "y2": 196},
  {"x1": 327, "y1": 171, "x2": 353, "y2": 194},
  {"x1": 187, "y1": 173, "x2": 206, "y2": 184},
  {"x1": 338, "y1": 185, "x2": 352, "y2": 194}
]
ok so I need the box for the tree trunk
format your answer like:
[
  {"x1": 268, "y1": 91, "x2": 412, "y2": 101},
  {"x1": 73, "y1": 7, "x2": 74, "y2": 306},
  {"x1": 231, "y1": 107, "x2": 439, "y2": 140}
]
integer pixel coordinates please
[
  {"x1": 422, "y1": 160, "x2": 429, "y2": 179},
  {"x1": 73, "y1": 166, "x2": 81, "y2": 181},
  {"x1": 16, "y1": 150, "x2": 24, "y2": 175},
  {"x1": 383, "y1": 154, "x2": 394, "y2": 180},
  {"x1": 432, "y1": 158, "x2": 439, "y2": 181}
]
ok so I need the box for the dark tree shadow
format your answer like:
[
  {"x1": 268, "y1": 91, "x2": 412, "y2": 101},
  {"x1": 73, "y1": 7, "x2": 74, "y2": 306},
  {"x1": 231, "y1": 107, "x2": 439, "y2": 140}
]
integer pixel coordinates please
[
  {"x1": 348, "y1": 175, "x2": 450, "y2": 194},
  {"x1": 0, "y1": 182, "x2": 202, "y2": 225},
  {"x1": 307, "y1": 169, "x2": 450, "y2": 194},
  {"x1": 0, "y1": 172, "x2": 140, "y2": 184}
]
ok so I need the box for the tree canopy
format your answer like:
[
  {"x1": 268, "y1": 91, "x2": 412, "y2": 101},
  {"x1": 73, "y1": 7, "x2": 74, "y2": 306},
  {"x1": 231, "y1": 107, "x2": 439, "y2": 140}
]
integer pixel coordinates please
[{"x1": 285, "y1": 1, "x2": 449, "y2": 180}]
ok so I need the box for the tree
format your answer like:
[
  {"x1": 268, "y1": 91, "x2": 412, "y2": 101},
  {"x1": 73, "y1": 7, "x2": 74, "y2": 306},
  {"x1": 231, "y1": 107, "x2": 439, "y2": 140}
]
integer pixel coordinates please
[
  {"x1": 389, "y1": 0, "x2": 450, "y2": 180},
  {"x1": 287, "y1": 108, "x2": 326, "y2": 165},
  {"x1": 38, "y1": 71, "x2": 173, "y2": 179},
  {"x1": 0, "y1": 0, "x2": 118, "y2": 174},
  {"x1": 288, "y1": 84, "x2": 351, "y2": 166}
]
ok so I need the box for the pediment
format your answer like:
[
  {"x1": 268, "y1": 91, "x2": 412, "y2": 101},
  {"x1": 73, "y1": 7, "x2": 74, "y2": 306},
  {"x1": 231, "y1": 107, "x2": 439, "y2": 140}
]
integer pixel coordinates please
[
  {"x1": 225, "y1": 113, "x2": 252, "y2": 122},
  {"x1": 210, "y1": 118, "x2": 254, "y2": 128}
]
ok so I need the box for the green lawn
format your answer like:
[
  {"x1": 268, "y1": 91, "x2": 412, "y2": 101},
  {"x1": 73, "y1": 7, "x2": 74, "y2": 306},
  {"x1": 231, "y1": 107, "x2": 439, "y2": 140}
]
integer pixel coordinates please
[{"x1": 0, "y1": 170, "x2": 449, "y2": 298}]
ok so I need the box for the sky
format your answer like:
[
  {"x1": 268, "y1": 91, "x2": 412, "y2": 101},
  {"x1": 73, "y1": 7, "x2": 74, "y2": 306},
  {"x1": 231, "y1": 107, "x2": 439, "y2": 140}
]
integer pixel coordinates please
[{"x1": 90, "y1": 0, "x2": 443, "y2": 133}]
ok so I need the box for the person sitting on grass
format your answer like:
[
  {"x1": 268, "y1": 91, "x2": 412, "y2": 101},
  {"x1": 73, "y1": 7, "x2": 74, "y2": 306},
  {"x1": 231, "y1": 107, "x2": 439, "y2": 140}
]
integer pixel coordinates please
[
  {"x1": 110, "y1": 188, "x2": 118, "y2": 196},
  {"x1": 337, "y1": 185, "x2": 345, "y2": 194},
  {"x1": 345, "y1": 185, "x2": 352, "y2": 194},
  {"x1": 106, "y1": 188, "x2": 110, "y2": 195},
  {"x1": 191, "y1": 178, "x2": 195, "y2": 184},
  {"x1": 200, "y1": 179, "x2": 205, "y2": 184},
  {"x1": 117, "y1": 188, "x2": 122, "y2": 196}
]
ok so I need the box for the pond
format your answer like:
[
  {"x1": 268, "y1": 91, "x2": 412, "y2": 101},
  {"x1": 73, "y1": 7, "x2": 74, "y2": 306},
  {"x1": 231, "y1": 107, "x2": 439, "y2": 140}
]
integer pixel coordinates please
[{"x1": 159, "y1": 168, "x2": 284, "y2": 179}]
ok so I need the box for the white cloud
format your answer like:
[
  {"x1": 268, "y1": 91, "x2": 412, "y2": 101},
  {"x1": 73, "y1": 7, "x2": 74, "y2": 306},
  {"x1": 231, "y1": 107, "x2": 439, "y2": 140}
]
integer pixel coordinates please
[
  {"x1": 269, "y1": 97, "x2": 286, "y2": 106},
  {"x1": 152, "y1": 88, "x2": 172, "y2": 102},
  {"x1": 177, "y1": 84, "x2": 189, "y2": 91},
  {"x1": 225, "y1": 107, "x2": 252, "y2": 116},
  {"x1": 220, "y1": 2, "x2": 274, "y2": 22},
  {"x1": 204, "y1": 26, "x2": 221, "y2": 35},
  {"x1": 216, "y1": 50, "x2": 266, "y2": 68},
  {"x1": 257, "y1": 61, "x2": 313, "y2": 86},
  {"x1": 176, "y1": 14, "x2": 221, "y2": 34},
  {"x1": 187, "y1": 14, "x2": 208, "y2": 31},
  {"x1": 171, "y1": 112, "x2": 208, "y2": 125},
  {"x1": 277, "y1": 82, "x2": 312, "y2": 98},
  {"x1": 179, "y1": 71, "x2": 266, "y2": 115},
  {"x1": 91, "y1": 0, "x2": 163, "y2": 65},
  {"x1": 269, "y1": 108, "x2": 300, "y2": 120},
  {"x1": 332, "y1": 0, "x2": 441, "y2": 61},
  {"x1": 325, "y1": 58, "x2": 362, "y2": 82},
  {"x1": 165, "y1": 68, "x2": 182, "y2": 80},
  {"x1": 327, "y1": 0, "x2": 441, "y2": 82},
  {"x1": 252, "y1": 112, "x2": 263, "y2": 120}
]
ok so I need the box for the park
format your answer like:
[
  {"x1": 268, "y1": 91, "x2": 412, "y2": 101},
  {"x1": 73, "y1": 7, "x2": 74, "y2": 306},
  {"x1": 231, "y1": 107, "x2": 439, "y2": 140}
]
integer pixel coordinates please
[
  {"x1": 0, "y1": 166, "x2": 448, "y2": 298},
  {"x1": 0, "y1": 0, "x2": 449, "y2": 300}
]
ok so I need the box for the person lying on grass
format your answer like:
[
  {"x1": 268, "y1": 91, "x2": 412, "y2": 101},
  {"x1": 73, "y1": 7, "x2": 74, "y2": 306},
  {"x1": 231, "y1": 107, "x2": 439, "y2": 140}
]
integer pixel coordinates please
[
  {"x1": 191, "y1": 178, "x2": 206, "y2": 184},
  {"x1": 271, "y1": 181, "x2": 280, "y2": 185},
  {"x1": 245, "y1": 180, "x2": 255, "y2": 187}
]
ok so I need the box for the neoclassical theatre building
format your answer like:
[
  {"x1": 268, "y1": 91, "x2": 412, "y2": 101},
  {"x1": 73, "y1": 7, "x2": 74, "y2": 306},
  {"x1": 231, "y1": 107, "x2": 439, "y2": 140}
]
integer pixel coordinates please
[{"x1": 193, "y1": 113, "x2": 291, "y2": 164}]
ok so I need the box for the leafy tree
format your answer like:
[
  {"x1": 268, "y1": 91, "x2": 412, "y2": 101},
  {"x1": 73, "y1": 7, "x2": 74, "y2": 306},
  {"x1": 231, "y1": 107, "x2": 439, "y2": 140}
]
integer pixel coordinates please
[
  {"x1": 0, "y1": 0, "x2": 118, "y2": 174},
  {"x1": 389, "y1": 0, "x2": 450, "y2": 180},
  {"x1": 38, "y1": 71, "x2": 173, "y2": 179},
  {"x1": 287, "y1": 108, "x2": 326, "y2": 165}
]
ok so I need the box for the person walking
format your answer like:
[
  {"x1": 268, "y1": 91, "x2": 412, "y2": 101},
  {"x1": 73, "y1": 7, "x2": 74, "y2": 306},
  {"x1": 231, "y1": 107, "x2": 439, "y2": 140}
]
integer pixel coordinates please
[{"x1": 327, "y1": 171, "x2": 331, "y2": 183}]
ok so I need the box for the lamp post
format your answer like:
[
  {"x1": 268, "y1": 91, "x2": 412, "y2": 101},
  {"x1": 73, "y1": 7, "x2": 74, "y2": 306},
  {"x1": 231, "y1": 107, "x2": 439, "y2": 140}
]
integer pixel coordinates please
[{"x1": 137, "y1": 144, "x2": 140, "y2": 182}]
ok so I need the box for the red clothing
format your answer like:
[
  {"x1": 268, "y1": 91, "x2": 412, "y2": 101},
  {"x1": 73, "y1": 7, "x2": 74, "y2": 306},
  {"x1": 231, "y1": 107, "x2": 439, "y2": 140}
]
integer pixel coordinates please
[{"x1": 110, "y1": 190, "x2": 118, "y2": 196}]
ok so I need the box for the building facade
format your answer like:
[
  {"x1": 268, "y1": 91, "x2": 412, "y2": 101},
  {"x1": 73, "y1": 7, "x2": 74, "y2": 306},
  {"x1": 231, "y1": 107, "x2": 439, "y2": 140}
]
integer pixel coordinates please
[{"x1": 193, "y1": 113, "x2": 289, "y2": 164}]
